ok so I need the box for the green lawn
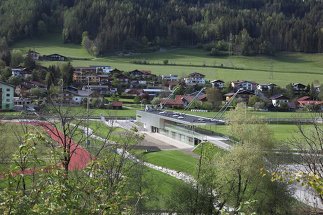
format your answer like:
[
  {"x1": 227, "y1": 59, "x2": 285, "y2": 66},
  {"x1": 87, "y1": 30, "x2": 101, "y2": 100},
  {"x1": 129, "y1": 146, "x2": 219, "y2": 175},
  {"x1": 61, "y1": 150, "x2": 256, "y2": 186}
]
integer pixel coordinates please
[
  {"x1": 46, "y1": 106, "x2": 138, "y2": 117},
  {"x1": 142, "y1": 167, "x2": 184, "y2": 210},
  {"x1": 0, "y1": 123, "x2": 52, "y2": 171},
  {"x1": 12, "y1": 35, "x2": 323, "y2": 86},
  {"x1": 143, "y1": 150, "x2": 198, "y2": 175},
  {"x1": 0, "y1": 111, "x2": 23, "y2": 116},
  {"x1": 198, "y1": 124, "x2": 317, "y2": 148},
  {"x1": 175, "y1": 110, "x2": 316, "y2": 119}
]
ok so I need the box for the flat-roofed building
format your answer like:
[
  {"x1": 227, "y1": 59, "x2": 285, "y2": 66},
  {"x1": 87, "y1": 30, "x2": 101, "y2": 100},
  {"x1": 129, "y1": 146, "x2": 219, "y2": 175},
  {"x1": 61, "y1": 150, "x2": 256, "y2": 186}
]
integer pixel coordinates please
[
  {"x1": 136, "y1": 109, "x2": 222, "y2": 146},
  {"x1": 0, "y1": 82, "x2": 14, "y2": 111}
]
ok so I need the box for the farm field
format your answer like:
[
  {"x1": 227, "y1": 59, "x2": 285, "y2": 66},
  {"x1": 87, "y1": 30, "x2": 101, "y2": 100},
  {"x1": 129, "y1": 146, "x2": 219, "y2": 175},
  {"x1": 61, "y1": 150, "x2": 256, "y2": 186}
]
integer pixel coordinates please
[{"x1": 12, "y1": 34, "x2": 323, "y2": 86}]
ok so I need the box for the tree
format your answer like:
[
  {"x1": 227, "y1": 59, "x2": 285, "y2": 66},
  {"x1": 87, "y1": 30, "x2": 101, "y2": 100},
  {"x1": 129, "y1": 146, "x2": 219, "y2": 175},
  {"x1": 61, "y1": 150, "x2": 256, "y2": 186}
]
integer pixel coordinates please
[
  {"x1": 0, "y1": 106, "x2": 146, "y2": 213},
  {"x1": 150, "y1": 97, "x2": 161, "y2": 106},
  {"x1": 285, "y1": 83, "x2": 295, "y2": 99},
  {"x1": 309, "y1": 82, "x2": 318, "y2": 100},
  {"x1": 133, "y1": 96, "x2": 141, "y2": 104},
  {"x1": 206, "y1": 87, "x2": 223, "y2": 110},
  {"x1": 319, "y1": 85, "x2": 323, "y2": 101},
  {"x1": 248, "y1": 95, "x2": 261, "y2": 107},
  {"x1": 8, "y1": 76, "x2": 22, "y2": 86},
  {"x1": 10, "y1": 50, "x2": 24, "y2": 67},
  {"x1": 290, "y1": 113, "x2": 323, "y2": 203},
  {"x1": 60, "y1": 62, "x2": 73, "y2": 86},
  {"x1": 196, "y1": 104, "x2": 293, "y2": 213},
  {"x1": 24, "y1": 52, "x2": 36, "y2": 70},
  {"x1": 37, "y1": 20, "x2": 47, "y2": 35},
  {"x1": 223, "y1": 81, "x2": 233, "y2": 94},
  {"x1": 0, "y1": 37, "x2": 10, "y2": 66},
  {"x1": 0, "y1": 67, "x2": 12, "y2": 81},
  {"x1": 30, "y1": 87, "x2": 46, "y2": 98}
]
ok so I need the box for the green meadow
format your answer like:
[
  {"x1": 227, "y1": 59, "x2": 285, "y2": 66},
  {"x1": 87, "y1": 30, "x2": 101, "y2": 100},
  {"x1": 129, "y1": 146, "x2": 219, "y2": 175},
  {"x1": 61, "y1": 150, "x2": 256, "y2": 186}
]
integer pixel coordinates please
[
  {"x1": 12, "y1": 34, "x2": 323, "y2": 86},
  {"x1": 0, "y1": 123, "x2": 52, "y2": 171},
  {"x1": 199, "y1": 124, "x2": 317, "y2": 148},
  {"x1": 143, "y1": 150, "x2": 198, "y2": 175}
]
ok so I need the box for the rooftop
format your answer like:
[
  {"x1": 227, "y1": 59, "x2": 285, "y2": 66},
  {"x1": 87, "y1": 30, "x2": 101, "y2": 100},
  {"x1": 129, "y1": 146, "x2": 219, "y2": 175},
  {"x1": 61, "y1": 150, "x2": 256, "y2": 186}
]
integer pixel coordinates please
[{"x1": 138, "y1": 109, "x2": 224, "y2": 125}]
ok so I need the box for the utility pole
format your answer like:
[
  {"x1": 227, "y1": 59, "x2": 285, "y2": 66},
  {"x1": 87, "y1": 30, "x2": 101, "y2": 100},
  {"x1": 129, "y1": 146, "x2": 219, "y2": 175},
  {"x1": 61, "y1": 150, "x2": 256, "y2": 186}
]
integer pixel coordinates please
[
  {"x1": 229, "y1": 33, "x2": 234, "y2": 67},
  {"x1": 229, "y1": 32, "x2": 233, "y2": 57},
  {"x1": 86, "y1": 77, "x2": 90, "y2": 148},
  {"x1": 269, "y1": 60, "x2": 274, "y2": 80}
]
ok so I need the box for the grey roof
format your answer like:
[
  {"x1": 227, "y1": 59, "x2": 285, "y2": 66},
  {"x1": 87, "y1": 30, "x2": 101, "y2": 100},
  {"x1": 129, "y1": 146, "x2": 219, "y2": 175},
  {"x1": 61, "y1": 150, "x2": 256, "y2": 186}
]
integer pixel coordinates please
[
  {"x1": 0, "y1": 81, "x2": 15, "y2": 88},
  {"x1": 270, "y1": 94, "x2": 289, "y2": 100},
  {"x1": 138, "y1": 110, "x2": 224, "y2": 125}
]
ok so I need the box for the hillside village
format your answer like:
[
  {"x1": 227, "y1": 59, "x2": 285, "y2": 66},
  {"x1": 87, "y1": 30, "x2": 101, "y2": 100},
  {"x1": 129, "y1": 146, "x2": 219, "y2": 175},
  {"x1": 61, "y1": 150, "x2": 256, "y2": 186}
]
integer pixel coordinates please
[
  {"x1": 2, "y1": 1, "x2": 323, "y2": 213},
  {"x1": 1, "y1": 51, "x2": 322, "y2": 113}
]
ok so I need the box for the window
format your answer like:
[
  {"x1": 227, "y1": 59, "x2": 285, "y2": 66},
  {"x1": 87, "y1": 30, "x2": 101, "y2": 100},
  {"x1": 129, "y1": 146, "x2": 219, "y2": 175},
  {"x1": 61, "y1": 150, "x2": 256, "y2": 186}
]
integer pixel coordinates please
[
  {"x1": 6, "y1": 88, "x2": 10, "y2": 92},
  {"x1": 6, "y1": 99, "x2": 10, "y2": 102},
  {"x1": 6, "y1": 104, "x2": 10, "y2": 109},
  {"x1": 6, "y1": 94, "x2": 10, "y2": 97}
]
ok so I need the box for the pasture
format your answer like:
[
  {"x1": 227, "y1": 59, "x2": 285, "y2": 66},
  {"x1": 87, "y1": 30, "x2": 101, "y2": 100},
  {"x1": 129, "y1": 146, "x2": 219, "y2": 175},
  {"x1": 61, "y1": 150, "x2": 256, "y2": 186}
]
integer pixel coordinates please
[{"x1": 12, "y1": 34, "x2": 323, "y2": 86}]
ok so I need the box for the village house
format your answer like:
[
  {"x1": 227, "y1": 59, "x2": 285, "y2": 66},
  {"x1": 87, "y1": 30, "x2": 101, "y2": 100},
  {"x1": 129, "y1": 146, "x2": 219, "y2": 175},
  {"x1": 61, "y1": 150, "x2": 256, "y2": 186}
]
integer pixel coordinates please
[
  {"x1": 81, "y1": 85, "x2": 116, "y2": 95},
  {"x1": 143, "y1": 88, "x2": 171, "y2": 97},
  {"x1": 160, "y1": 94, "x2": 207, "y2": 109},
  {"x1": 61, "y1": 89, "x2": 94, "y2": 105},
  {"x1": 270, "y1": 94, "x2": 290, "y2": 108},
  {"x1": 27, "y1": 50, "x2": 40, "y2": 61},
  {"x1": 231, "y1": 80, "x2": 258, "y2": 92},
  {"x1": 184, "y1": 72, "x2": 206, "y2": 86},
  {"x1": 15, "y1": 81, "x2": 46, "y2": 97},
  {"x1": 112, "y1": 73, "x2": 130, "y2": 85},
  {"x1": 296, "y1": 96, "x2": 323, "y2": 110},
  {"x1": 124, "y1": 89, "x2": 144, "y2": 97},
  {"x1": 129, "y1": 69, "x2": 154, "y2": 79},
  {"x1": 292, "y1": 83, "x2": 308, "y2": 95},
  {"x1": 111, "y1": 101, "x2": 123, "y2": 109},
  {"x1": 109, "y1": 68, "x2": 123, "y2": 76},
  {"x1": 257, "y1": 83, "x2": 277, "y2": 93},
  {"x1": 225, "y1": 90, "x2": 254, "y2": 102},
  {"x1": 73, "y1": 71, "x2": 100, "y2": 84},
  {"x1": 161, "y1": 74, "x2": 179, "y2": 82},
  {"x1": 211, "y1": 80, "x2": 225, "y2": 90},
  {"x1": 90, "y1": 65, "x2": 113, "y2": 73},
  {"x1": 11, "y1": 67, "x2": 32, "y2": 79},
  {"x1": 41, "y1": 54, "x2": 67, "y2": 61},
  {"x1": 0, "y1": 81, "x2": 14, "y2": 111},
  {"x1": 14, "y1": 97, "x2": 32, "y2": 111}
]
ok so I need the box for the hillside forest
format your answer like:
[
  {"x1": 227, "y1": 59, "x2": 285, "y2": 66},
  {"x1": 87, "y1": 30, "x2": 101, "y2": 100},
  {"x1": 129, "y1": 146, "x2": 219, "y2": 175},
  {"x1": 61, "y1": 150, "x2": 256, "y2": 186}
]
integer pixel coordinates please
[{"x1": 1, "y1": 0, "x2": 323, "y2": 56}]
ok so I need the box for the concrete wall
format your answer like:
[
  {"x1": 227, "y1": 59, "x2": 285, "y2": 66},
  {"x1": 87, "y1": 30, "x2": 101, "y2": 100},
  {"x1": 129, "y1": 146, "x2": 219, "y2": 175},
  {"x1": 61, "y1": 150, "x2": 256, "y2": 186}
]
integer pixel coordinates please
[
  {"x1": 137, "y1": 111, "x2": 164, "y2": 132},
  {"x1": 137, "y1": 110, "x2": 202, "y2": 146}
]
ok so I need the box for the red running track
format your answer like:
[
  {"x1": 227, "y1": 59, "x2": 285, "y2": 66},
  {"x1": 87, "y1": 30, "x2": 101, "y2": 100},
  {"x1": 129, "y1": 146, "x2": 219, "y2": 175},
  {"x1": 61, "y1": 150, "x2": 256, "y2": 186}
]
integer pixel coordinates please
[{"x1": 22, "y1": 121, "x2": 92, "y2": 171}]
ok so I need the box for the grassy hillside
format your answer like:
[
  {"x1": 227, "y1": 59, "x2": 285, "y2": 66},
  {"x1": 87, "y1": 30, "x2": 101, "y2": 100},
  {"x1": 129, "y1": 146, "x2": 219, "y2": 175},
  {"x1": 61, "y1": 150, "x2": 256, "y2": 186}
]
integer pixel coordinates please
[{"x1": 12, "y1": 35, "x2": 323, "y2": 86}]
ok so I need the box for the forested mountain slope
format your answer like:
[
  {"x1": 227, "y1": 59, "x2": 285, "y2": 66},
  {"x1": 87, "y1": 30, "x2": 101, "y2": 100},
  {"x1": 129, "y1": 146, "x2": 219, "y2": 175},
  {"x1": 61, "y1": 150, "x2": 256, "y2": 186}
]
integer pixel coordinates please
[{"x1": 1, "y1": 0, "x2": 323, "y2": 55}]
